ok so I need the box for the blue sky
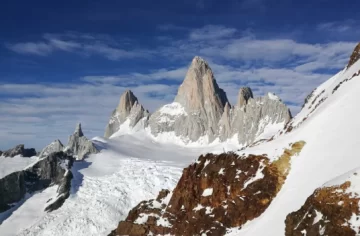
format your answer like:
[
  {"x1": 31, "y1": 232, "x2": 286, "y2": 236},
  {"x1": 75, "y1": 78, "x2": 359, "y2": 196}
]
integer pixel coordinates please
[{"x1": 1, "y1": 0, "x2": 359, "y2": 150}]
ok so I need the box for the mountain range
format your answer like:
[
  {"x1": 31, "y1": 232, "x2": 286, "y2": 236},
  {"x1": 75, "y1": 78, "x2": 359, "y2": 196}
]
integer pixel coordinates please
[
  {"x1": 1, "y1": 43, "x2": 360, "y2": 236},
  {"x1": 104, "y1": 56, "x2": 291, "y2": 146}
]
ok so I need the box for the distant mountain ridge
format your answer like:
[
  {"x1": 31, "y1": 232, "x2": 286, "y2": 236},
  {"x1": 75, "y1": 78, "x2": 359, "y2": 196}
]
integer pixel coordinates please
[{"x1": 104, "y1": 56, "x2": 291, "y2": 146}]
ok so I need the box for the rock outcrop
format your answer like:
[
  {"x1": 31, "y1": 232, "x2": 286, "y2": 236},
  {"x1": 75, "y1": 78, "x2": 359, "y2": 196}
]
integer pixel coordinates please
[
  {"x1": 38, "y1": 139, "x2": 64, "y2": 158},
  {"x1": 227, "y1": 90, "x2": 292, "y2": 144},
  {"x1": 104, "y1": 90, "x2": 149, "y2": 138},
  {"x1": 0, "y1": 152, "x2": 74, "y2": 213},
  {"x1": 285, "y1": 169, "x2": 360, "y2": 236},
  {"x1": 110, "y1": 141, "x2": 305, "y2": 236},
  {"x1": 1, "y1": 144, "x2": 37, "y2": 157},
  {"x1": 65, "y1": 123, "x2": 98, "y2": 160},
  {"x1": 347, "y1": 42, "x2": 360, "y2": 69}
]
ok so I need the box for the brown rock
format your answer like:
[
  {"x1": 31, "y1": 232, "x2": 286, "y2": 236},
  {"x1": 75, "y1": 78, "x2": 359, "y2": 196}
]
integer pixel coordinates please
[
  {"x1": 347, "y1": 42, "x2": 360, "y2": 69},
  {"x1": 110, "y1": 141, "x2": 306, "y2": 236},
  {"x1": 285, "y1": 181, "x2": 360, "y2": 236}
]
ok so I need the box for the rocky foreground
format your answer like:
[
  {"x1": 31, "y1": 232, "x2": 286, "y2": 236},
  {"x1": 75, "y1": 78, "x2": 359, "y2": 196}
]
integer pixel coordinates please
[
  {"x1": 109, "y1": 141, "x2": 305, "y2": 236},
  {"x1": 286, "y1": 169, "x2": 360, "y2": 236}
]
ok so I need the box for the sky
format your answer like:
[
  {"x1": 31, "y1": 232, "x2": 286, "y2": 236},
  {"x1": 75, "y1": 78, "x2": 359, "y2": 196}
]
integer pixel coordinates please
[{"x1": 0, "y1": 0, "x2": 360, "y2": 150}]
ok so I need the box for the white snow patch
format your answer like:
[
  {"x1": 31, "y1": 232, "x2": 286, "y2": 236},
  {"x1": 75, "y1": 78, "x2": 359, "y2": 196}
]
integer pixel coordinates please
[
  {"x1": 205, "y1": 207, "x2": 213, "y2": 214},
  {"x1": 202, "y1": 188, "x2": 213, "y2": 197},
  {"x1": 159, "y1": 102, "x2": 187, "y2": 116},
  {"x1": 134, "y1": 213, "x2": 158, "y2": 224},
  {"x1": 157, "y1": 217, "x2": 172, "y2": 227},
  {"x1": 267, "y1": 92, "x2": 280, "y2": 101},
  {"x1": 243, "y1": 162, "x2": 265, "y2": 189},
  {"x1": 193, "y1": 204, "x2": 205, "y2": 212},
  {"x1": 313, "y1": 210, "x2": 323, "y2": 225},
  {"x1": 218, "y1": 168, "x2": 225, "y2": 175}
]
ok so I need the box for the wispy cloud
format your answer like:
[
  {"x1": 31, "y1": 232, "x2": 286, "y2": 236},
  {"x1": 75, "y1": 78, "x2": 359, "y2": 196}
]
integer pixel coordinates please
[
  {"x1": 189, "y1": 25, "x2": 237, "y2": 40},
  {"x1": 2, "y1": 25, "x2": 358, "y2": 149},
  {"x1": 7, "y1": 42, "x2": 54, "y2": 56},
  {"x1": 317, "y1": 21, "x2": 354, "y2": 33},
  {"x1": 6, "y1": 33, "x2": 150, "y2": 60}
]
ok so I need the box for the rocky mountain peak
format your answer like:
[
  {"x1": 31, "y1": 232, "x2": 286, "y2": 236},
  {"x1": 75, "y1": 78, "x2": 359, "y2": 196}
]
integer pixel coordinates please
[
  {"x1": 39, "y1": 139, "x2": 64, "y2": 158},
  {"x1": 66, "y1": 123, "x2": 98, "y2": 160},
  {"x1": 117, "y1": 90, "x2": 138, "y2": 115},
  {"x1": 74, "y1": 123, "x2": 84, "y2": 137},
  {"x1": 174, "y1": 56, "x2": 228, "y2": 111},
  {"x1": 104, "y1": 90, "x2": 149, "y2": 138},
  {"x1": 150, "y1": 56, "x2": 229, "y2": 142},
  {"x1": 347, "y1": 42, "x2": 360, "y2": 68},
  {"x1": 237, "y1": 87, "x2": 254, "y2": 107}
]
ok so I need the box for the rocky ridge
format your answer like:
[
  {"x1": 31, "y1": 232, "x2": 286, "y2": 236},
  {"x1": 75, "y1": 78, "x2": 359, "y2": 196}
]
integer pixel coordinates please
[
  {"x1": 38, "y1": 123, "x2": 98, "y2": 160},
  {"x1": 38, "y1": 139, "x2": 64, "y2": 158},
  {"x1": 1, "y1": 144, "x2": 37, "y2": 158},
  {"x1": 105, "y1": 56, "x2": 291, "y2": 145},
  {"x1": 0, "y1": 151, "x2": 74, "y2": 213},
  {"x1": 110, "y1": 141, "x2": 305, "y2": 236}
]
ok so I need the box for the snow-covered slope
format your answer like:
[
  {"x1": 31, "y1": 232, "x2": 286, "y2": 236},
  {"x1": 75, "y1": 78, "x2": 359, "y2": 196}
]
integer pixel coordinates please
[
  {"x1": 0, "y1": 135, "x2": 230, "y2": 236},
  {"x1": 225, "y1": 52, "x2": 360, "y2": 235}
]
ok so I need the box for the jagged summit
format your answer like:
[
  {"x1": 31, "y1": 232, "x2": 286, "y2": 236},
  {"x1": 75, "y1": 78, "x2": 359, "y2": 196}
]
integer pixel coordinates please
[
  {"x1": 74, "y1": 123, "x2": 84, "y2": 137},
  {"x1": 38, "y1": 139, "x2": 64, "y2": 158},
  {"x1": 66, "y1": 123, "x2": 98, "y2": 160},
  {"x1": 117, "y1": 90, "x2": 138, "y2": 117},
  {"x1": 149, "y1": 56, "x2": 229, "y2": 142},
  {"x1": 174, "y1": 56, "x2": 228, "y2": 111},
  {"x1": 105, "y1": 56, "x2": 291, "y2": 145},
  {"x1": 104, "y1": 89, "x2": 149, "y2": 138},
  {"x1": 347, "y1": 42, "x2": 360, "y2": 68}
]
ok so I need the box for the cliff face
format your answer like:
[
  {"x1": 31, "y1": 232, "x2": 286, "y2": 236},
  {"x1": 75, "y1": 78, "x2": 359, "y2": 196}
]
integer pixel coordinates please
[{"x1": 149, "y1": 56, "x2": 229, "y2": 142}]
